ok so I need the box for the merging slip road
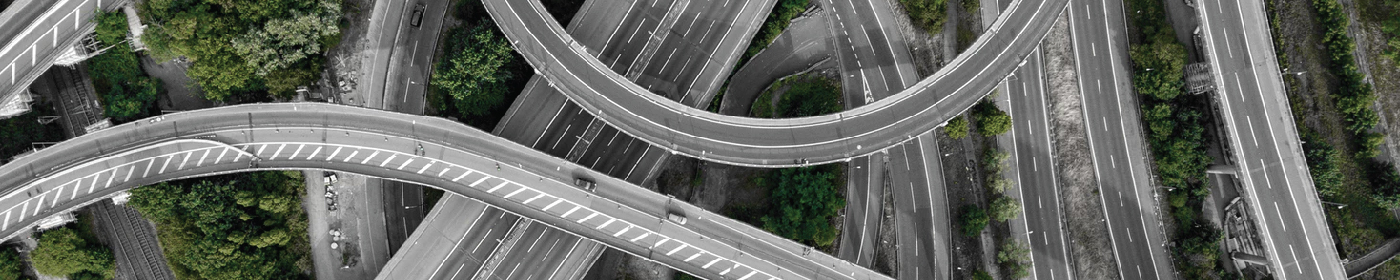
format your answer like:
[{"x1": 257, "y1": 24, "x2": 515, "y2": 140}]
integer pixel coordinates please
[
  {"x1": 0, "y1": 103, "x2": 891, "y2": 280},
  {"x1": 1199, "y1": 0, "x2": 1344, "y2": 277},
  {"x1": 483, "y1": 0, "x2": 1068, "y2": 166}
]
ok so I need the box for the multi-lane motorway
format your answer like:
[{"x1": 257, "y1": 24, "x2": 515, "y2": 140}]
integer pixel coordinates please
[
  {"x1": 1004, "y1": 49, "x2": 1074, "y2": 280},
  {"x1": 1199, "y1": 0, "x2": 1344, "y2": 277},
  {"x1": 1067, "y1": 0, "x2": 1174, "y2": 277},
  {"x1": 483, "y1": 0, "x2": 1068, "y2": 166}
]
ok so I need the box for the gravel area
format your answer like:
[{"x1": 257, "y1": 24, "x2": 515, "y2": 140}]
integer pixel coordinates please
[{"x1": 1041, "y1": 12, "x2": 1121, "y2": 279}]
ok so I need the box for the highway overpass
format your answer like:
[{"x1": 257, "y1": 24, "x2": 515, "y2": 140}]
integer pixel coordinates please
[
  {"x1": 0, "y1": 0, "x2": 122, "y2": 117},
  {"x1": 483, "y1": 0, "x2": 1069, "y2": 167},
  {"x1": 0, "y1": 103, "x2": 891, "y2": 280}
]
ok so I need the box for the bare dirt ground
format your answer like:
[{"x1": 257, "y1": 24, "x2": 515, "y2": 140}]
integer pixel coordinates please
[
  {"x1": 321, "y1": 0, "x2": 374, "y2": 106},
  {"x1": 938, "y1": 120, "x2": 997, "y2": 278},
  {"x1": 1041, "y1": 12, "x2": 1121, "y2": 279}
]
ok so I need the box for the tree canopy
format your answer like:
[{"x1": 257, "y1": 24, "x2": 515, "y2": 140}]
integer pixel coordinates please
[
  {"x1": 139, "y1": 0, "x2": 341, "y2": 100},
  {"x1": 432, "y1": 20, "x2": 518, "y2": 117},
  {"x1": 959, "y1": 205, "x2": 988, "y2": 236},
  {"x1": 973, "y1": 101, "x2": 1011, "y2": 137},
  {"x1": 89, "y1": 11, "x2": 162, "y2": 122},
  {"x1": 945, "y1": 115, "x2": 969, "y2": 139},
  {"x1": 761, "y1": 166, "x2": 845, "y2": 247},
  {"x1": 129, "y1": 171, "x2": 312, "y2": 280},
  {"x1": 989, "y1": 196, "x2": 1022, "y2": 222},
  {"x1": 0, "y1": 246, "x2": 30, "y2": 280},
  {"x1": 30, "y1": 228, "x2": 114, "y2": 279}
]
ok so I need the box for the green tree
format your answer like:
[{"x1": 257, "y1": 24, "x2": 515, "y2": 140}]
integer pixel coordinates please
[
  {"x1": 974, "y1": 101, "x2": 1011, "y2": 137},
  {"x1": 998, "y1": 240, "x2": 1032, "y2": 279},
  {"x1": 761, "y1": 166, "x2": 845, "y2": 247},
  {"x1": 94, "y1": 11, "x2": 128, "y2": 46},
  {"x1": 989, "y1": 196, "x2": 1022, "y2": 222},
  {"x1": 900, "y1": 0, "x2": 948, "y2": 33},
  {"x1": 945, "y1": 116, "x2": 969, "y2": 139},
  {"x1": 129, "y1": 171, "x2": 312, "y2": 280},
  {"x1": 959, "y1": 205, "x2": 988, "y2": 236},
  {"x1": 0, "y1": 247, "x2": 29, "y2": 280},
  {"x1": 30, "y1": 228, "x2": 114, "y2": 279},
  {"x1": 230, "y1": 3, "x2": 341, "y2": 76},
  {"x1": 776, "y1": 78, "x2": 842, "y2": 118},
  {"x1": 432, "y1": 20, "x2": 518, "y2": 117}
]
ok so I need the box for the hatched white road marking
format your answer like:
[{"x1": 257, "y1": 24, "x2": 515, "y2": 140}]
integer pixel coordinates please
[{"x1": 488, "y1": 181, "x2": 510, "y2": 193}]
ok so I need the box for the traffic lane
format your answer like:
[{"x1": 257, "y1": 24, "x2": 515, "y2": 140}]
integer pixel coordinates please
[
  {"x1": 1216, "y1": 69, "x2": 1323, "y2": 279},
  {"x1": 434, "y1": 208, "x2": 519, "y2": 280},
  {"x1": 494, "y1": 78, "x2": 568, "y2": 139},
  {"x1": 382, "y1": 180, "x2": 425, "y2": 253},
  {"x1": 838, "y1": 0, "x2": 909, "y2": 93},
  {"x1": 0, "y1": 104, "x2": 887, "y2": 280},
  {"x1": 673, "y1": 0, "x2": 772, "y2": 106},
  {"x1": 889, "y1": 142, "x2": 936, "y2": 280},
  {"x1": 1067, "y1": 0, "x2": 1171, "y2": 278},
  {"x1": 377, "y1": 197, "x2": 493, "y2": 279},
  {"x1": 650, "y1": 0, "x2": 761, "y2": 105},
  {"x1": 484, "y1": 0, "x2": 1071, "y2": 166},
  {"x1": 914, "y1": 133, "x2": 951, "y2": 280},
  {"x1": 364, "y1": 0, "x2": 409, "y2": 109},
  {"x1": 1201, "y1": 0, "x2": 1339, "y2": 277},
  {"x1": 597, "y1": 0, "x2": 675, "y2": 72},
  {"x1": 485, "y1": 225, "x2": 587, "y2": 280},
  {"x1": 1007, "y1": 50, "x2": 1072, "y2": 280},
  {"x1": 836, "y1": 156, "x2": 875, "y2": 265}
]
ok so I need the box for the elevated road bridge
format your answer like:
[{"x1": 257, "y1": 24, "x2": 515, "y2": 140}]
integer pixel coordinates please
[{"x1": 0, "y1": 103, "x2": 891, "y2": 280}]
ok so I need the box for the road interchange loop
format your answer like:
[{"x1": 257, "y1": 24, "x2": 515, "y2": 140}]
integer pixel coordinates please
[{"x1": 484, "y1": 0, "x2": 1070, "y2": 167}]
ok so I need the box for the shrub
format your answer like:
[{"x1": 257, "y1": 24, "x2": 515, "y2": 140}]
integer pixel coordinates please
[
  {"x1": 997, "y1": 240, "x2": 1032, "y2": 279},
  {"x1": 974, "y1": 101, "x2": 1011, "y2": 136},
  {"x1": 989, "y1": 196, "x2": 1022, "y2": 222},
  {"x1": 946, "y1": 115, "x2": 969, "y2": 139},
  {"x1": 959, "y1": 205, "x2": 989, "y2": 236},
  {"x1": 900, "y1": 0, "x2": 948, "y2": 33}
]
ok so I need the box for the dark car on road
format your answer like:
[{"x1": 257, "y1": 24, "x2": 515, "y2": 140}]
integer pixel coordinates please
[{"x1": 410, "y1": 3, "x2": 425, "y2": 27}]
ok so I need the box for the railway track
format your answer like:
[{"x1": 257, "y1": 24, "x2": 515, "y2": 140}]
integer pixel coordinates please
[{"x1": 94, "y1": 201, "x2": 173, "y2": 280}]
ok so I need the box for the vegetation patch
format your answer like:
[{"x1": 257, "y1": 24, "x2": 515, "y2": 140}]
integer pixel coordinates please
[
  {"x1": 1124, "y1": 0, "x2": 1220, "y2": 277},
  {"x1": 428, "y1": 0, "x2": 534, "y2": 132},
  {"x1": 738, "y1": 0, "x2": 810, "y2": 68},
  {"x1": 0, "y1": 245, "x2": 27, "y2": 280},
  {"x1": 899, "y1": 0, "x2": 948, "y2": 34},
  {"x1": 138, "y1": 0, "x2": 342, "y2": 101},
  {"x1": 945, "y1": 115, "x2": 969, "y2": 139},
  {"x1": 30, "y1": 227, "x2": 114, "y2": 279},
  {"x1": 1267, "y1": 0, "x2": 1400, "y2": 266},
  {"x1": 0, "y1": 109, "x2": 65, "y2": 164},
  {"x1": 759, "y1": 165, "x2": 846, "y2": 248},
  {"x1": 89, "y1": 11, "x2": 160, "y2": 122},
  {"x1": 741, "y1": 73, "x2": 845, "y2": 250},
  {"x1": 129, "y1": 171, "x2": 312, "y2": 280},
  {"x1": 972, "y1": 100, "x2": 1011, "y2": 137}
]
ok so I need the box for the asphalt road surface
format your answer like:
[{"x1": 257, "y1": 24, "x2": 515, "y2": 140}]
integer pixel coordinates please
[
  {"x1": 1004, "y1": 50, "x2": 1073, "y2": 280},
  {"x1": 360, "y1": 0, "x2": 451, "y2": 260},
  {"x1": 392, "y1": 0, "x2": 774, "y2": 278},
  {"x1": 482, "y1": 0, "x2": 1068, "y2": 166},
  {"x1": 377, "y1": 197, "x2": 520, "y2": 280},
  {"x1": 476, "y1": 222, "x2": 604, "y2": 280},
  {"x1": 1199, "y1": 0, "x2": 1344, "y2": 277},
  {"x1": 0, "y1": 0, "x2": 121, "y2": 108},
  {"x1": 1066, "y1": 0, "x2": 1175, "y2": 278},
  {"x1": 0, "y1": 103, "x2": 892, "y2": 280}
]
